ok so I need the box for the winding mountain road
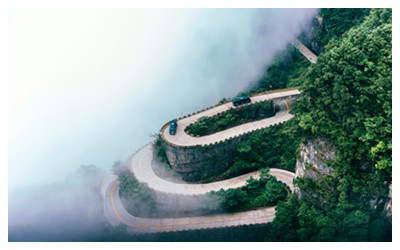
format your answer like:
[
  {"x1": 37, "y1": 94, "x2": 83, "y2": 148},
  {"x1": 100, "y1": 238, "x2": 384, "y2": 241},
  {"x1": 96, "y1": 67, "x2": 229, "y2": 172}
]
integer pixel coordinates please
[
  {"x1": 102, "y1": 88, "x2": 298, "y2": 234},
  {"x1": 102, "y1": 40, "x2": 317, "y2": 234}
]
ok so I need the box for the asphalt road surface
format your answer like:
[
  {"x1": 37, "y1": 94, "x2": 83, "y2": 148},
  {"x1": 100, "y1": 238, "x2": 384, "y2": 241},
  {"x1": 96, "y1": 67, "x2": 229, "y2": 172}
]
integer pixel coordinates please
[{"x1": 292, "y1": 38, "x2": 317, "y2": 63}]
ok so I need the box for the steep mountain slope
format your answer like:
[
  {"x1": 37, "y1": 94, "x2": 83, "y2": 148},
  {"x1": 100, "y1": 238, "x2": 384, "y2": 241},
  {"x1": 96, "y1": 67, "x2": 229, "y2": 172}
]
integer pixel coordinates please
[{"x1": 266, "y1": 8, "x2": 392, "y2": 242}]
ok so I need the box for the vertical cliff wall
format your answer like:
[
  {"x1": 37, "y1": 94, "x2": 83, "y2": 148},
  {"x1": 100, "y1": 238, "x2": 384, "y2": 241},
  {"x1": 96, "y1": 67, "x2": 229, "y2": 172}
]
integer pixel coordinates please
[
  {"x1": 295, "y1": 138, "x2": 335, "y2": 180},
  {"x1": 162, "y1": 134, "x2": 251, "y2": 181}
]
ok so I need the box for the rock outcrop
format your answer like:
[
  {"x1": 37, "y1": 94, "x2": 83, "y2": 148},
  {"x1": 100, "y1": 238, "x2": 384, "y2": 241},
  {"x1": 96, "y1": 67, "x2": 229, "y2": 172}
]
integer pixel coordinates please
[{"x1": 295, "y1": 137, "x2": 335, "y2": 180}]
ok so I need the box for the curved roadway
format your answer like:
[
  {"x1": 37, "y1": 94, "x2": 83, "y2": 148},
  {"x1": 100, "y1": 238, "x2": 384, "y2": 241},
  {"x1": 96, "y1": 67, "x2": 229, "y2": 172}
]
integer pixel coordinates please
[
  {"x1": 104, "y1": 177, "x2": 278, "y2": 234},
  {"x1": 103, "y1": 144, "x2": 295, "y2": 234},
  {"x1": 131, "y1": 144, "x2": 294, "y2": 195},
  {"x1": 161, "y1": 89, "x2": 300, "y2": 147}
]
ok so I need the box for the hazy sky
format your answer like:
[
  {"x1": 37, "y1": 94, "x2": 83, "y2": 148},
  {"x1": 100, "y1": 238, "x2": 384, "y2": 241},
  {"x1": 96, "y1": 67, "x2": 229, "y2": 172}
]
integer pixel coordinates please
[{"x1": 8, "y1": 8, "x2": 318, "y2": 189}]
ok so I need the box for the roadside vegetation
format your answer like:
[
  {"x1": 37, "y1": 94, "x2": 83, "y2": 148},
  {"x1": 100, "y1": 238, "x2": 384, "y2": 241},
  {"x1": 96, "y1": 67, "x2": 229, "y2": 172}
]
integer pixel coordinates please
[
  {"x1": 208, "y1": 169, "x2": 288, "y2": 212},
  {"x1": 119, "y1": 172, "x2": 156, "y2": 217},
  {"x1": 254, "y1": 46, "x2": 311, "y2": 92},
  {"x1": 153, "y1": 136, "x2": 169, "y2": 164},
  {"x1": 185, "y1": 100, "x2": 275, "y2": 137}
]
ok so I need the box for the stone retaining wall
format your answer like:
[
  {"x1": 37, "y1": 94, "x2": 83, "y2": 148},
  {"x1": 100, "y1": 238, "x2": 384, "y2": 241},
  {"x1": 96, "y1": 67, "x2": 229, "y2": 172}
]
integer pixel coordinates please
[
  {"x1": 161, "y1": 134, "x2": 251, "y2": 181},
  {"x1": 160, "y1": 90, "x2": 299, "y2": 181}
]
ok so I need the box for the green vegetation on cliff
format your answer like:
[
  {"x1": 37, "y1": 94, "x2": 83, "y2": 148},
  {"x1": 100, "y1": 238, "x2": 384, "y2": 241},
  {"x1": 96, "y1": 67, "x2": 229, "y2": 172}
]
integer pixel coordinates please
[
  {"x1": 209, "y1": 169, "x2": 288, "y2": 212},
  {"x1": 153, "y1": 136, "x2": 169, "y2": 163},
  {"x1": 255, "y1": 45, "x2": 311, "y2": 92},
  {"x1": 317, "y1": 8, "x2": 371, "y2": 46},
  {"x1": 295, "y1": 7, "x2": 391, "y2": 200},
  {"x1": 298, "y1": 8, "x2": 371, "y2": 56},
  {"x1": 265, "y1": 8, "x2": 392, "y2": 241}
]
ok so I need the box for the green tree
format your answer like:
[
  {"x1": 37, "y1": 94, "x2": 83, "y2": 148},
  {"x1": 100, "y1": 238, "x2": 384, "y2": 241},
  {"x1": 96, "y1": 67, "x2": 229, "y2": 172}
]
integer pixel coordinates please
[
  {"x1": 217, "y1": 188, "x2": 249, "y2": 212},
  {"x1": 266, "y1": 195, "x2": 300, "y2": 241}
]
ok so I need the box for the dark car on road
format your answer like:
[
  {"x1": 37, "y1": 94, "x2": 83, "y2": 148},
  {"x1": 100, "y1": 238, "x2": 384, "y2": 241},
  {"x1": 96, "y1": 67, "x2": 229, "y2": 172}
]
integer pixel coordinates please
[{"x1": 169, "y1": 119, "x2": 177, "y2": 135}]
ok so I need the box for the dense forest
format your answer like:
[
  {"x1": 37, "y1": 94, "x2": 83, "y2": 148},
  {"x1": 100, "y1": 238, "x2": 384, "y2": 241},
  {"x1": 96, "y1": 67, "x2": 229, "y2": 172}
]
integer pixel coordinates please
[{"x1": 263, "y1": 8, "x2": 392, "y2": 241}]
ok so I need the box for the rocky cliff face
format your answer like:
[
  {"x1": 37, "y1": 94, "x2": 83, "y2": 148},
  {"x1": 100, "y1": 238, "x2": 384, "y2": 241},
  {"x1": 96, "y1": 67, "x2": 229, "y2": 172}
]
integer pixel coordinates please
[
  {"x1": 295, "y1": 138, "x2": 392, "y2": 220},
  {"x1": 295, "y1": 138, "x2": 335, "y2": 180},
  {"x1": 162, "y1": 134, "x2": 251, "y2": 181}
]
